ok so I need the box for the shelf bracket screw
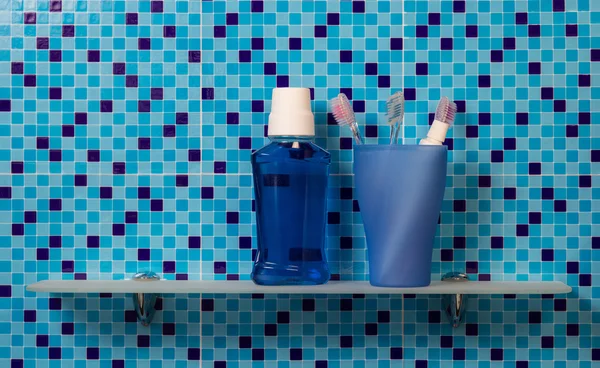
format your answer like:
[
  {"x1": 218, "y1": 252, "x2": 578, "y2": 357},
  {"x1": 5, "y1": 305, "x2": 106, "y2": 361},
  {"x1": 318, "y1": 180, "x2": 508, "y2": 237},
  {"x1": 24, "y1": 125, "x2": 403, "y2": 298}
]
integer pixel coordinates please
[
  {"x1": 441, "y1": 272, "x2": 469, "y2": 328},
  {"x1": 132, "y1": 271, "x2": 160, "y2": 326}
]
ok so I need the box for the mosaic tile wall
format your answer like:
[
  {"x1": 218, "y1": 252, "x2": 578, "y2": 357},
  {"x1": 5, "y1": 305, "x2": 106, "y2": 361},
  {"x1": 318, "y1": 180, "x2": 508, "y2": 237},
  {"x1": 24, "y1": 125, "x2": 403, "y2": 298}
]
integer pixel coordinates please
[{"x1": 1, "y1": 0, "x2": 598, "y2": 366}]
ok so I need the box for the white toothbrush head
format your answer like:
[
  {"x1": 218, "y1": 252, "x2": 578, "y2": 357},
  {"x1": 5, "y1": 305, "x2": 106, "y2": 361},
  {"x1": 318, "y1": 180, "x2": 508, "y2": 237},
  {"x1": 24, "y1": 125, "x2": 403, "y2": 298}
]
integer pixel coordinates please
[
  {"x1": 434, "y1": 96, "x2": 457, "y2": 125},
  {"x1": 330, "y1": 93, "x2": 356, "y2": 127},
  {"x1": 386, "y1": 91, "x2": 405, "y2": 125}
]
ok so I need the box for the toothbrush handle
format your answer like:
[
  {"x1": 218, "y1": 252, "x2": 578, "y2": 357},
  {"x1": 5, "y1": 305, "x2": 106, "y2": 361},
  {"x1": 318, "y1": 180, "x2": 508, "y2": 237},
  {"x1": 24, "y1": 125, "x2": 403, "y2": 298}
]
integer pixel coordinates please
[
  {"x1": 350, "y1": 123, "x2": 364, "y2": 145},
  {"x1": 392, "y1": 122, "x2": 401, "y2": 144},
  {"x1": 390, "y1": 121, "x2": 400, "y2": 145},
  {"x1": 390, "y1": 123, "x2": 398, "y2": 144}
]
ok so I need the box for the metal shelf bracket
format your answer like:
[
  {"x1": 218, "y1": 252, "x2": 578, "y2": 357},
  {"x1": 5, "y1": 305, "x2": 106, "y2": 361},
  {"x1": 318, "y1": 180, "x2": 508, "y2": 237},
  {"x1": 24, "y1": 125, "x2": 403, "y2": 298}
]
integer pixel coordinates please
[
  {"x1": 132, "y1": 271, "x2": 160, "y2": 326},
  {"x1": 441, "y1": 272, "x2": 470, "y2": 328}
]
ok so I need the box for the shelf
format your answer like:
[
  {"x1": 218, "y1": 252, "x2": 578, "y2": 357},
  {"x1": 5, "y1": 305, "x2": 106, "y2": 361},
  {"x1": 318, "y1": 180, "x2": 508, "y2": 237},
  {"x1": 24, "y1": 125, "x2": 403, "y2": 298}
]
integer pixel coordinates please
[
  {"x1": 27, "y1": 280, "x2": 571, "y2": 295},
  {"x1": 27, "y1": 277, "x2": 571, "y2": 328}
]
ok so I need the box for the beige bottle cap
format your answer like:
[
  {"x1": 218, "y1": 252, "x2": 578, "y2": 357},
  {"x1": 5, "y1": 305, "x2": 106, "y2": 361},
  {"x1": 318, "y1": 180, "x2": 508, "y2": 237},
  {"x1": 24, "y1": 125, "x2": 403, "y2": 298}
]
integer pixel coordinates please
[{"x1": 267, "y1": 88, "x2": 315, "y2": 137}]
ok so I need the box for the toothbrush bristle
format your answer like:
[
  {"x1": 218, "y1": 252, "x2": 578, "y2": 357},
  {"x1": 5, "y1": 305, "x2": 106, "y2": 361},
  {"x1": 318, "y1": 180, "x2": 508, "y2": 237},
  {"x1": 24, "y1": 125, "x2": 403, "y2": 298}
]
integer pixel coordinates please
[
  {"x1": 330, "y1": 93, "x2": 355, "y2": 127},
  {"x1": 386, "y1": 91, "x2": 405, "y2": 124},
  {"x1": 434, "y1": 97, "x2": 457, "y2": 125}
]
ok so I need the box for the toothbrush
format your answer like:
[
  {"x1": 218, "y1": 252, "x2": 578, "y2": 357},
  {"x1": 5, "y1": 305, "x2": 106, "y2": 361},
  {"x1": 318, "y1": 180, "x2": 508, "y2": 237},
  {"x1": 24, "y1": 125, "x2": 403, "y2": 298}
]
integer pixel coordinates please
[
  {"x1": 386, "y1": 91, "x2": 405, "y2": 144},
  {"x1": 330, "y1": 93, "x2": 364, "y2": 145},
  {"x1": 420, "y1": 97, "x2": 457, "y2": 145}
]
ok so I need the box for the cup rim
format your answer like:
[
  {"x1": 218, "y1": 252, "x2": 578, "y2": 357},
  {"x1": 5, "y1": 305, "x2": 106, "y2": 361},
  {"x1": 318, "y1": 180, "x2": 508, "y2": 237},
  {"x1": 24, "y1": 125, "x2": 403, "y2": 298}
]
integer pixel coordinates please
[{"x1": 353, "y1": 144, "x2": 448, "y2": 152}]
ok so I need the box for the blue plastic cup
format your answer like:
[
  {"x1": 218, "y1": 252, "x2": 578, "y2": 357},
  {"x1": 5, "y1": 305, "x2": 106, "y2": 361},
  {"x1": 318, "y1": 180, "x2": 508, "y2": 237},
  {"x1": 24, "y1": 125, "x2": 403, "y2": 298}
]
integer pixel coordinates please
[{"x1": 354, "y1": 145, "x2": 448, "y2": 287}]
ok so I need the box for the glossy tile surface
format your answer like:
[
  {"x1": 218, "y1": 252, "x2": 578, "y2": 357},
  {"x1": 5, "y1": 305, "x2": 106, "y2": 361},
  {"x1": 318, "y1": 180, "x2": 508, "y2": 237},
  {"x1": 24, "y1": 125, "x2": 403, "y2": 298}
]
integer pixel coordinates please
[{"x1": 1, "y1": 0, "x2": 598, "y2": 366}]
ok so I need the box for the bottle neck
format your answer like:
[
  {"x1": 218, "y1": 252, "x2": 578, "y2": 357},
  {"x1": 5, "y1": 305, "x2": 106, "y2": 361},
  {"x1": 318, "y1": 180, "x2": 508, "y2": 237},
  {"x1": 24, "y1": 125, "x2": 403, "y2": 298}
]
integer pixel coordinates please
[{"x1": 269, "y1": 136, "x2": 314, "y2": 143}]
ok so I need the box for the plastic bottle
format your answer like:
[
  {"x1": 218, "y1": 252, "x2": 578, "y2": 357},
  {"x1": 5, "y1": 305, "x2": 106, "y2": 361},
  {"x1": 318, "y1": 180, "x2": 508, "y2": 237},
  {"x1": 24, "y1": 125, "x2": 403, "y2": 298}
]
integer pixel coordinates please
[{"x1": 251, "y1": 88, "x2": 331, "y2": 285}]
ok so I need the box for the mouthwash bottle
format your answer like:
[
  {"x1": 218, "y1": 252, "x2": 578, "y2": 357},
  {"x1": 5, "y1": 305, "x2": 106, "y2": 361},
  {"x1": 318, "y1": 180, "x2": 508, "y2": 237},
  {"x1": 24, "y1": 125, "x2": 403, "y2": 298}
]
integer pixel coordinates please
[{"x1": 251, "y1": 88, "x2": 331, "y2": 285}]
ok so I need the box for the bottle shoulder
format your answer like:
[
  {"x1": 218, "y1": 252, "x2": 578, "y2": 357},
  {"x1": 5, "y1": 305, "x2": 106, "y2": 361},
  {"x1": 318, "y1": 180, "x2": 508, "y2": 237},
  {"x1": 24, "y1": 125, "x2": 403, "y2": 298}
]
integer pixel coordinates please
[{"x1": 252, "y1": 141, "x2": 330, "y2": 164}]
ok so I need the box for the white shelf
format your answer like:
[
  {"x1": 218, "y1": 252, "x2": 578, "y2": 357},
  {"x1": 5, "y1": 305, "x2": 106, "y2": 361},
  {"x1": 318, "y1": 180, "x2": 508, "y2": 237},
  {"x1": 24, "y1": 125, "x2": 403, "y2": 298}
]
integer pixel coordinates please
[
  {"x1": 26, "y1": 279, "x2": 572, "y2": 327},
  {"x1": 27, "y1": 280, "x2": 571, "y2": 295}
]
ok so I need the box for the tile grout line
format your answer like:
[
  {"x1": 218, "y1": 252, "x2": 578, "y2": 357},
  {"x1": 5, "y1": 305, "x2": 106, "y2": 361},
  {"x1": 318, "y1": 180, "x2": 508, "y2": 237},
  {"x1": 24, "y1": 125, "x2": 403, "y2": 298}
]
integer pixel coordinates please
[
  {"x1": 197, "y1": 5, "x2": 203, "y2": 363},
  {"x1": 401, "y1": 0, "x2": 405, "y2": 365}
]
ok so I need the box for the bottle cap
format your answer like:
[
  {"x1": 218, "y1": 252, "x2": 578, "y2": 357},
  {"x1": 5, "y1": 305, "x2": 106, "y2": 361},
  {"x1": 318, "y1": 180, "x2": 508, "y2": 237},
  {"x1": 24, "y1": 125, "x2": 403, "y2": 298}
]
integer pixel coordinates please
[{"x1": 268, "y1": 88, "x2": 315, "y2": 137}]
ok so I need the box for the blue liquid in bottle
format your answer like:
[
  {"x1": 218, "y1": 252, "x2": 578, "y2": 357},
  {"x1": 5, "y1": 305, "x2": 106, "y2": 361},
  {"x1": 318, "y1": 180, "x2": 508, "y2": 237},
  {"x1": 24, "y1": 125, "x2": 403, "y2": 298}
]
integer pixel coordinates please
[{"x1": 251, "y1": 137, "x2": 331, "y2": 285}]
